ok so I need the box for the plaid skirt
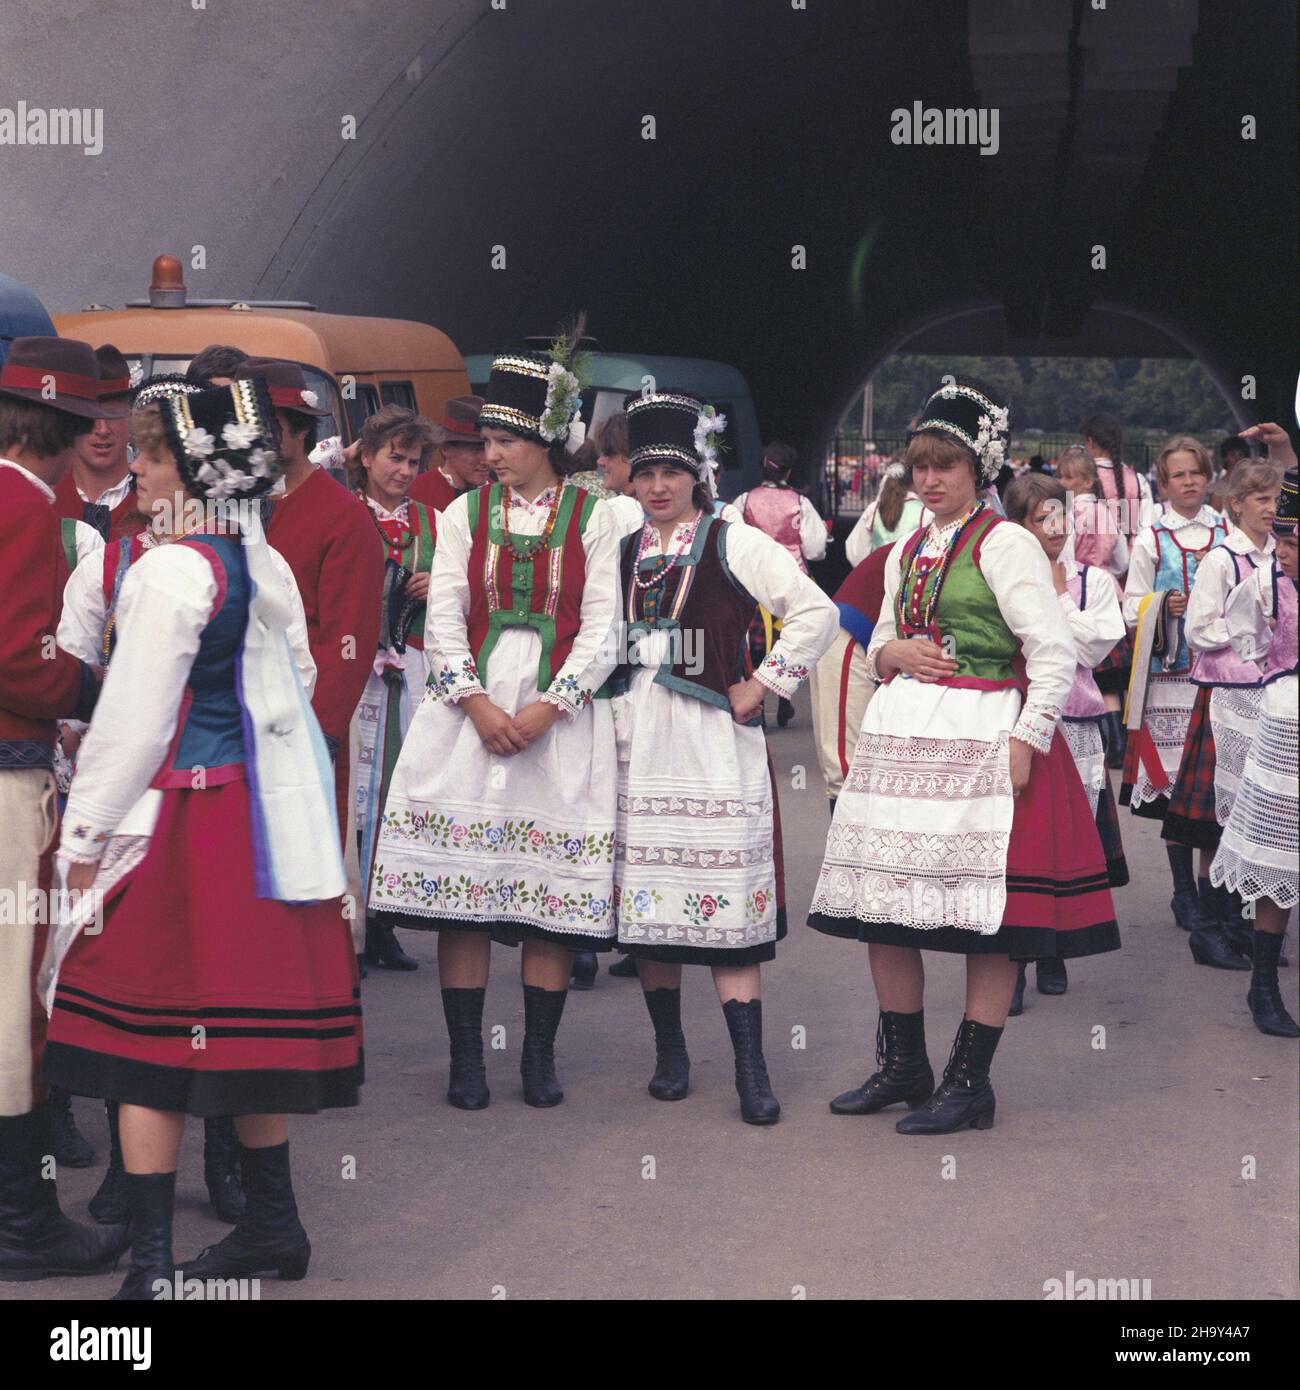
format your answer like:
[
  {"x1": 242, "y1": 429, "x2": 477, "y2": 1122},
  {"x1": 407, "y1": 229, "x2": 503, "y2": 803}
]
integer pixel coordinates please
[
  {"x1": 1163, "y1": 686, "x2": 1221, "y2": 849},
  {"x1": 1094, "y1": 630, "x2": 1134, "y2": 696}
]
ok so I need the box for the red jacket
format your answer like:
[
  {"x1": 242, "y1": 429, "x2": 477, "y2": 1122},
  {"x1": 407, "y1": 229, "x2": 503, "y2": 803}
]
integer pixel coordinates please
[
  {"x1": 408, "y1": 467, "x2": 460, "y2": 514},
  {"x1": 53, "y1": 470, "x2": 147, "y2": 544},
  {"x1": 0, "y1": 467, "x2": 98, "y2": 763},
  {"x1": 266, "y1": 468, "x2": 383, "y2": 754}
]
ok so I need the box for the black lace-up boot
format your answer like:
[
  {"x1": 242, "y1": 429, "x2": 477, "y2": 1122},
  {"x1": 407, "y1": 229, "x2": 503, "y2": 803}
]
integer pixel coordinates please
[
  {"x1": 441, "y1": 987, "x2": 490, "y2": 1109},
  {"x1": 829, "y1": 1010, "x2": 933, "y2": 1114},
  {"x1": 642, "y1": 987, "x2": 690, "y2": 1100},
  {"x1": 896, "y1": 1018, "x2": 1001, "y2": 1135}
]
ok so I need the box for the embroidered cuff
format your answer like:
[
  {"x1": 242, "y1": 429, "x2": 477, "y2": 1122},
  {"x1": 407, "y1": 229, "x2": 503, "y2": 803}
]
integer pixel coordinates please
[
  {"x1": 60, "y1": 811, "x2": 113, "y2": 863},
  {"x1": 1011, "y1": 706, "x2": 1057, "y2": 754},
  {"x1": 427, "y1": 656, "x2": 485, "y2": 704},
  {"x1": 73, "y1": 660, "x2": 100, "y2": 723},
  {"x1": 541, "y1": 671, "x2": 592, "y2": 720},
  {"x1": 755, "y1": 650, "x2": 812, "y2": 699}
]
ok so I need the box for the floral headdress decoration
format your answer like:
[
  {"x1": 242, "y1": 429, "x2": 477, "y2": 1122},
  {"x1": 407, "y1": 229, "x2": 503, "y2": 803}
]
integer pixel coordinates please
[
  {"x1": 538, "y1": 315, "x2": 593, "y2": 456},
  {"x1": 692, "y1": 404, "x2": 729, "y2": 500},
  {"x1": 159, "y1": 378, "x2": 284, "y2": 502},
  {"x1": 911, "y1": 380, "x2": 1010, "y2": 485}
]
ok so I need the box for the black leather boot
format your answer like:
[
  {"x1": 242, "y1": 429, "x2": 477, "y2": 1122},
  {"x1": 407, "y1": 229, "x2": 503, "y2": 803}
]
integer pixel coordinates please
[
  {"x1": 442, "y1": 987, "x2": 490, "y2": 1109},
  {"x1": 45, "y1": 1087, "x2": 93, "y2": 1168},
  {"x1": 829, "y1": 1009, "x2": 933, "y2": 1114},
  {"x1": 203, "y1": 1116, "x2": 246, "y2": 1224},
  {"x1": 88, "y1": 1101, "x2": 127, "y2": 1225},
  {"x1": 1215, "y1": 885, "x2": 1254, "y2": 959},
  {"x1": 178, "y1": 1142, "x2": 310, "y2": 1281},
  {"x1": 1008, "y1": 963, "x2": 1027, "y2": 1017},
  {"x1": 896, "y1": 1018, "x2": 1001, "y2": 1134},
  {"x1": 1102, "y1": 710, "x2": 1127, "y2": 770},
  {"x1": 0, "y1": 1109, "x2": 126, "y2": 1281},
  {"x1": 113, "y1": 1171, "x2": 176, "y2": 1301},
  {"x1": 608, "y1": 954, "x2": 639, "y2": 978},
  {"x1": 1036, "y1": 957, "x2": 1068, "y2": 995},
  {"x1": 570, "y1": 952, "x2": 598, "y2": 990},
  {"x1": 1166, "y1": 843, "x2": 1197, "y2": 931},
  {"x1": 1189, "y1": 879, "x2": 1250, "y2": 970},
  {"x1": 642, "y1": 988, "x2": 690, "y2": 1100},
  {"x1": 364, "y1": 915, "x2": 418, "y2": 970},
  {"x1": 520, "y1": 985, "x2": 566, "y2": 1107},
  {"x1": 1247, "y1": 931, "x2": 1299, "y2": 1038},
  {"x1": 722, "y1": 999, "x2": 780, "y2": 1124}
]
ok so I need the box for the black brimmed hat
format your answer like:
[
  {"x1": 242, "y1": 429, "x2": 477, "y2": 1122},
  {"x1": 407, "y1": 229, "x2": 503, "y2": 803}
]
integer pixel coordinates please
[
  {"x1": 910, "y1": 380, "x2": 1010, "y2": 484},
  {"x1": 158, "y1": 378, "x2": 284, "y2": 501}
]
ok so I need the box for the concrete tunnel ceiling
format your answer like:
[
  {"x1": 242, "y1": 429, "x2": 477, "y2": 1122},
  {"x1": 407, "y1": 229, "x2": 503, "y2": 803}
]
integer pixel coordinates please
[{"x1": 5, "y1": 0, "x2": 1296, "y2": 458}]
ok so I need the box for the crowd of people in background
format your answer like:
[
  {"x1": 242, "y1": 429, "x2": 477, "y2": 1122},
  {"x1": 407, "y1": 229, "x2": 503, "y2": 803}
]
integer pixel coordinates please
[{"x1": 0, "y1": 332, "x2": 1293, "y2": 1301}]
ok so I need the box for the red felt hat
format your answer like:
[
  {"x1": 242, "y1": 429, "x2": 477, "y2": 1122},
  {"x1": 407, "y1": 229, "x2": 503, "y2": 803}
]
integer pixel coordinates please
[{"x1": 0, "y1": 336, "x2": 128, "y2": 419}]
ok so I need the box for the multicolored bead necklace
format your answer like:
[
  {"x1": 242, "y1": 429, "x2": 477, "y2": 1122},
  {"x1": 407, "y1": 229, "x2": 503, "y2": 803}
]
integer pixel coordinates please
[
  {"x1": 632, "y1": 513, "x2": 701, "y2": 594},
  {"x1": 897, "y1": 500, "x2": 986, "y2": 632},
  {"x1": 501, "y1": 480, "x2": 565, "y2": 560}
]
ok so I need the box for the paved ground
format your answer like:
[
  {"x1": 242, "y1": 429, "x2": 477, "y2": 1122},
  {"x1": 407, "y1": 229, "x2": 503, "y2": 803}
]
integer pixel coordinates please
[{"x1": 21, "y1": 689, "x2": 1298, "y2": 1301}]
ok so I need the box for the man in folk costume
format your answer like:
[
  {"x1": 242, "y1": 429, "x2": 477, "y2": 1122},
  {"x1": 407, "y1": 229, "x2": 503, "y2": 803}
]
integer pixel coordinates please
[
  {"x1": 734, "y1": 442, "x2": 829, "y2": 727},
  {"x1": 43, "y1": 379, "x2": 360, "y2": 1299},
  {"x1": 408, "y1": 394, "x2": 489, "y2": 513},
  {"x1": 809, "y1": 381, "x2": 1119, "y2": 1135},
  {"x1": 350, "y1": 405, "x2": 439, "y2": 972},
  {"x1": 1211, "y1": 463, "x2": 1299, "y2": 1037},
  {"x1": 236, "y1": 358, "x2": 383, "y2": 965},
  {"x1": 808, "y1": 543, "x2": 892, "y2": 809},
  {"x1": 54, "y1": 375, "x2": 314, "y2": 1234},
  {"x1": 0, "y1": 336, "x2": 126, "y2": 1281},
  {"x1": 1176, "y1": 458, "x2": 1281, "y2": 967},
  {"x1": 51, "y1": 345, "x2": 145, "y2": 551},
  {"x1": 1118, "y1": 438, "x2": 1234, "y2": 966},
  {"x1": 609, "y1": 393, "x2": 837, "y2": 1123},
  {"x1": 1005, "y1": 472, "x2": 1129, "y2": 1015},
  {"x1": 370, "y1": 329, "x2": 621, "y2": 1111}
]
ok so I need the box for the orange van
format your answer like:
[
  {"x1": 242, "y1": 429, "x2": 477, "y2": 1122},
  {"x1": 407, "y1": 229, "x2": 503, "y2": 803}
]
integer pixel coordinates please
[{"x1": 53, "y1": 255, "x2": 470, "y2": 441}]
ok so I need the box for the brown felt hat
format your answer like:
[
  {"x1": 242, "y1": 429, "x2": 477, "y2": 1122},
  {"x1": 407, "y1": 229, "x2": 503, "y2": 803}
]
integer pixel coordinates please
[
  {"x1": 233, "y1": 357, "x2": 331, "y2": 416},
  {"x1": 0, "y1": 336, "x2": 128, "y2": 419}
]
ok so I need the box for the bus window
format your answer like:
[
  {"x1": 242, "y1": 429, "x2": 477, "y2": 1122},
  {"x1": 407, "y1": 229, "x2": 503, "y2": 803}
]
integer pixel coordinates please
[
  {"x1": 380, "y1": 381, "x2": 417, "y2": 411},
  {"x1": 344, "y1": 383, "x2": 380, "y2": 439}
]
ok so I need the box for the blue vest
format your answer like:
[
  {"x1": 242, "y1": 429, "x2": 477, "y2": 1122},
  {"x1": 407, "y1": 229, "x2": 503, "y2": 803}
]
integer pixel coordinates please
[
  {"x1": 163, "y1": 537, "x2": 251, "y2": 778},
  {"x1": 1150, "y1": 514, "x2": 1229, "y2": 673}
]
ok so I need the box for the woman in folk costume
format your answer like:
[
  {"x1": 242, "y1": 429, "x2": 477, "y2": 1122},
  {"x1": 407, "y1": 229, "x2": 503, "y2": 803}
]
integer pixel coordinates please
[
  {"x1": 1079, "y1": 415, "x2": 1153, "y2": 769},
  {"x1": 1004, "y1": 472, "x2": 1127, "y2": 1016},
  {"x1": 368, "y1": 330, "x2": 620, "y2": 1110},
  {"x1": 42, "y1": 381, "x2": 359, "y2": 1300},
  {"x1": 54, "y1": 375, "x2": 315, "y2": 1234},
  {"x1": 1211, "y1": 466, "x2": 1299, "y2": 1037},
  {"x1": 1175, "y1": 458, "x2": 1281, "y2": 967},
  {"x1": 844, "y1": 461, "x2": 930, "y2": 567},
  {"x1": 1119, "y1": 439, "x2": 1232, "y2": 946},
  {"x1": 350, "y1": 406, "x2": 439, "y2": 974},
  {"x1": 734, "y1": 442, "x2": 828, "y2": 726},
  {"x1": 809, "y1": 381, "x2": 1119, "y2": 1135},
  {"x1": 609, "y1": 394, "x2": 836, "y2": 1124}
]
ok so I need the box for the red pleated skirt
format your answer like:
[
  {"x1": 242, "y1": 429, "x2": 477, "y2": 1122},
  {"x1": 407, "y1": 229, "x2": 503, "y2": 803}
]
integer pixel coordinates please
[{"x1": 44, "y1": 778, "x2": 363, "y2": 1117}]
